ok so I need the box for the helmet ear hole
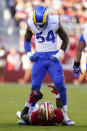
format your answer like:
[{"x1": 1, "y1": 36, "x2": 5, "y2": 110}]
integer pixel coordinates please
[{"x1": 39, "y1": 101, "x2": 54, "y2": 121}]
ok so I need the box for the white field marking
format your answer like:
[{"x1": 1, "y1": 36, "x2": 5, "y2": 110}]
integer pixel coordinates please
[
  {"x1": 66, "y1": 85, "x2": 87, "y2": 89},
  {"x1": 72, "y1": 116, "x2": 87, "y2": 119}
]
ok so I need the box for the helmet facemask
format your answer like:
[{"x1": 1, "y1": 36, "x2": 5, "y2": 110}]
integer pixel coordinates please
[{"x1": 35, "y1": 22, "x2": 48, "y2": 31}]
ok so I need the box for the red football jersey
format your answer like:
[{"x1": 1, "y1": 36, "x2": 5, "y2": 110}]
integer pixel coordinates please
[{"x1": 29, "y1": 109, "x2": 64, "y2": 125}]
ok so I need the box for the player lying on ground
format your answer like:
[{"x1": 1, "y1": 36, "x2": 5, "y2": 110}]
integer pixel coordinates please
[
  {"x1": 24, "y1": 5, "x2": 75, "y2": 125},
  {"x1": 17, "y1": 101, "x2": 64, "y2": 126},
  {"x1": 17, "y1": 89, "x2": 64, "y2": 125},
  {"x1": 73, "y1": 24, "x2": 87, "y2": 78},
  {"x1": 17, "y1": 85, "x2": 74, "y2": 125}
]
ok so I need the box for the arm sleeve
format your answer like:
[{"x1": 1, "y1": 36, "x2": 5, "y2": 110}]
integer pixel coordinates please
[
  {"x1": 24, "y1": 41, "x2": 31, "y2": 53},
  {"x1": 79, "y1": 34, "x2": 86, "y2": 45}
]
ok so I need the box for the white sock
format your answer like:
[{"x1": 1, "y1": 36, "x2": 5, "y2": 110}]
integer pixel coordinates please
[{"x1": 63, "y1": 105, "x2": 67, "y2": 115}]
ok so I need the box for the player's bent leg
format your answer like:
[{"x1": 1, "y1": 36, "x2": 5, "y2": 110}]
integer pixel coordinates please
[
  {"x1": 17, "y1": 88, "x2": 42, "y2": 125},
  {"x1": 18, "y1": 54, "x2": 46, "y2": 125},
  {"x1": 30, "y1": 60, "x2": 46, "y2": 107},
  {"x1": 17, "y1": 103, "x2": 39, "y2": 125},
  {"x1": 48, "y1": 61, "x2": 75, "y2": 125},
  {"x1": 16, "y1": 104, "x2": 30, "y2": 125},
  {"x1": 21, "y1": 107, "x2": 29, "y2": 119},
  {"x1": 48, "y1": 60, "x2": 66, "y2": 106},
  {"x1": 49, "y1": 87, "x2": 75, "y2": 124}
]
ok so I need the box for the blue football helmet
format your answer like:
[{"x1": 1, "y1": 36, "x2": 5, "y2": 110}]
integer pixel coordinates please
[{"x1": 33, "y1": 6, "x2": 49, "y2": 30}]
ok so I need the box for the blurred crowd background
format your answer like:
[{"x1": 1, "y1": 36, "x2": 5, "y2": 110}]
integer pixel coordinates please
[{"x1": 0, "y1": 0, "x2": 87, "y2": 84}]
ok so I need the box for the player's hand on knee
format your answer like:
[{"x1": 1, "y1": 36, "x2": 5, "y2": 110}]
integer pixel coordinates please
[
  {"x1": 50, "y1": 49, "x2": 64, "y2": 63},
  {"x1": 27, "y1": 52, "x2": 38, "y2": 62},
  {"x1": 73, "y1": 66, "x2": 82, "y2": 78}
]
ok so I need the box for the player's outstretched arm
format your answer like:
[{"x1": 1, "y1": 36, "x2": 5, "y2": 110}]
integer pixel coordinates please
[
  {"x1": 74, "y1": 41, "x2": 86, "y2": 62},
  {"x1": 73, "y1": 41, "x2": 86, "y2": 78},
  {"x1": 48, "y1": 85, "x2": 63, "y2": 109}
]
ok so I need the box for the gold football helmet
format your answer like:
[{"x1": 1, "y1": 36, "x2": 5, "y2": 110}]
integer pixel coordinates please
[{"x1": 39, "y1": 101, "x2": 54, "y2": 121}]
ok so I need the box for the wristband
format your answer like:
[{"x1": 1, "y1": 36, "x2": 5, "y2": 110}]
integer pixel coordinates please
[
  {"x1": 24, "y1": 41, "x2": 31, "y2": 53},
  {"x1": 55, "y1": 94, "x2": 60, "y2": 98},
  {"x1": 55, "y1": 49, "x2": 64, "y2": 59},
  {"x1": 27, "y1": 52, "x2": 32, "y2": 58}
]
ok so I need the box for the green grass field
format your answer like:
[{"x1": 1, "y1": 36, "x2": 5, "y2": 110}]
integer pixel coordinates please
[{"x1": 0, "y1": 83, "x2": 87, "y2": 131}]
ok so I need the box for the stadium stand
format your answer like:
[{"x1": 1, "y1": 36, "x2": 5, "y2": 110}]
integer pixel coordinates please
[{"x1": 0, "y1": 0, "x2": 87, "y2": 83}]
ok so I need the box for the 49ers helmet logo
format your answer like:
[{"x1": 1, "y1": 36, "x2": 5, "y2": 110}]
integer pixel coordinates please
[{"x1": 39, "y1": 101, "x2": 54, "y2": 121}]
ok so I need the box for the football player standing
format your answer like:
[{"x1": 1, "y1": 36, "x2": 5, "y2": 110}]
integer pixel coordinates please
[{"x1": 23, "y1": 6, "x2": 75, "y2": 125}]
